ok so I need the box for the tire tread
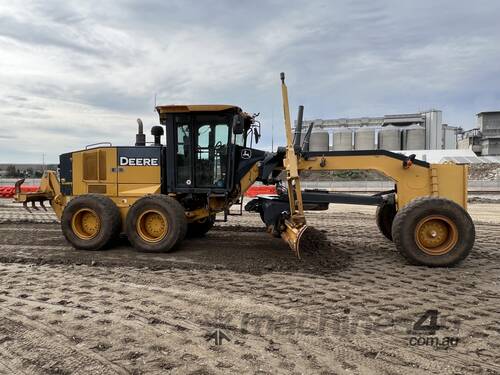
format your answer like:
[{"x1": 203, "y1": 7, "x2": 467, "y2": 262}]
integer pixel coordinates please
[
  {"x1": 126, "y1": 194, "x2": 187, "y2": 252},
  {"x1": 61, "y1": 194, "x2": 121, "y2": 250},
  {"x1": 376, "y1": 199, "x2": 396, "y2": 241},
  {"x1": 392, "y1": 196, "x2": 475, "y2": 267}
]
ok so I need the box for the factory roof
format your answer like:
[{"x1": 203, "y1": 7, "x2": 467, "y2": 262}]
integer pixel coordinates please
[
  {"x1": 398, "y1": 149, "x2": 478, "y2": 164},
  {"x1": 399, "y1": 149, "x2": 500, "y2": 164},
  {"x1": 477, "y1": 111, "x2": 500, "y2": 115},
  {"x1": 440, "y1": 155, "x2": 500, "y2": 164}
]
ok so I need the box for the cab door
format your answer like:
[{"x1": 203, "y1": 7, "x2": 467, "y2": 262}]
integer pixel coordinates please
[
  {"x1": 174, "y1": 114, "x2": 194, "y2": 188},
  {"x1": 195, "y1": 120, "x2": 229, "y2": 188},
  {"x1": 195, "y1": 114, "x2": 229, "y2": 190},
  {"x1": 172, "y1": 112, "x2": 231, "y2": 192}
]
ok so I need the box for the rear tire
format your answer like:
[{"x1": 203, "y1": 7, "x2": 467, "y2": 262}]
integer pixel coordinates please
[
  {"x1": 376, "y1": 199, "x2": 396, "y2": 241},
  {"x1": 186, "y1": 215, "x2": 215, "y2": 238},
  {"x1": 126, "y1": 195, "x2": 187, "y2": 253},
  {"x1": 392, "y1": 197, "x2": 475, "y2": 267},
  {"x1": 61, "y1": 194, "x2": 121, "y2": 250}
]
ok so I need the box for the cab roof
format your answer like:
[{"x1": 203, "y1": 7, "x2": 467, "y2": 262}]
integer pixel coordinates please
[{"x1": 156, "y1": 104, "x2": 241, "y2": 114}]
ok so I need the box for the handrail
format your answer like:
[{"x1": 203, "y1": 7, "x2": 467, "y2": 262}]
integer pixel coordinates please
[{"x1": 85, "y1": 142, "x2": 112, "y2": 149}]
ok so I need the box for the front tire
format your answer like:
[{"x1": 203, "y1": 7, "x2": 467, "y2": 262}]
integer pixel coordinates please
[
  {"x1": 392, "y1": 197, "x2": 475, "y2": 267},
  {"x1": 126, "y1": 195, "x2": 187, "y2": 253},
  {"x1": 61, "y1": 194, "x2": 121, "y2": 250},
  {"x1": 376, "y1": 199, "x2": 396, "y2": 241},
  {"x1": 186, "y1": 215, "x2": 215, "y2": 238}
]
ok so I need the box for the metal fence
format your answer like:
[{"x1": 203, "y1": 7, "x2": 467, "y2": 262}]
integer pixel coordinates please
[
  {"x1": 0, "y1": 178, "x2": 41, "y2": 187},
  {"x1": 1, "y1": 177, "x2": 499, "y2": 192}
]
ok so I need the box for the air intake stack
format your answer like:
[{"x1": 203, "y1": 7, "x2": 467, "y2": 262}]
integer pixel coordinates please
[{"x1": 151, "y1": 126, "x2": 164, "y2": 146}]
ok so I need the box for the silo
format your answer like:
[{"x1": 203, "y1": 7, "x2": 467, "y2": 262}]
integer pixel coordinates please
[
  {"x1": 378, "y1": 126, "x2": 401, "y2": 150},
  {"x1": 332, "y1": 128, "x2": 353, "y2": 151},
  {"x1": 309, "y1": 131, "x2": 329, "y2": 152},
  {"x1": 403, "y1": 125, "x2": 426, "y2": 150},
  {"x1": 443, "y1": 126, "x2": 457, "y2": 149},
  {"x1": 354, "y1": 128, "x2": 376, "y2": 150}
]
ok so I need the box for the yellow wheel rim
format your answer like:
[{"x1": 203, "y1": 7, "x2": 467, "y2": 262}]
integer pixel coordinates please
[
  {"x1": 71, "y1": 208, "x2": 101, "y2": 240},
  {"x1": 136, "y1": 210, "x2": 168, "y2": 243},
  {"x1": 415, "y1": 215, "x2": 458, "y2": 256}
]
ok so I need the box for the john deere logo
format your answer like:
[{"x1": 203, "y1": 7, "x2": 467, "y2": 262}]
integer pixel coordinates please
[
  {"x1": 119, "y1": 157, "x2": 159, "y2": 166},
  {"x1": 241, "y1": 149, "x2": 251, "y2": 159}
]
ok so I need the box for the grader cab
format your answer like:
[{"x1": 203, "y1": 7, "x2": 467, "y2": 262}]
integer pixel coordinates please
[{"x1": 15, "y1": 73, "x2": 475, "y2": 267}]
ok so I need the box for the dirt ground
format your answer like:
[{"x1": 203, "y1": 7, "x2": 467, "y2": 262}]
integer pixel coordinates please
[{"x1": 0, "y1": 199, "x2": 498, "y2": 375}]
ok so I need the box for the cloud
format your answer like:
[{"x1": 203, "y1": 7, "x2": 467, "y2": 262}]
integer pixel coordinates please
[
  {"x1": 0, "y1": 14, "x2": 99, "y2": 56},
  {"x1": 0, "y1": 0, "x2": 499, "y2": 163}
]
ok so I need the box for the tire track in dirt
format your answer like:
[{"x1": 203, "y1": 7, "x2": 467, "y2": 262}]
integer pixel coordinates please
[
  {"x1": 1, "y1": 201, "x2": 499, "y2": 373},
  {"x1": 0, "y1": 223, "x2": 352, "y2": 275},
  {"x1": 110, "y1": 269, "x2": 500, "y2": 374},
  {"x1": 18, "y1": 262, "x2": 492, "y2": 374},
  {"x1": 2, "y1": 257, "x2": 499, "y2": 374},
  {"x1": 0, "y1": 293, "x2": 267, "y2": 374},
  {"x1": 0, "y1": 304, "x2": 130, "y2": 375},
  {"x1": 0, "y1": 264, "x2": 327, "y2": 373},
  {"x1": 0, "y1": 267, "x2": 400, "y2": 373}
]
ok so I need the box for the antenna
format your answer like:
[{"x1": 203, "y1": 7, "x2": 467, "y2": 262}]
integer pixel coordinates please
[
  {"x1": 152, "y1": 93, "x2": 157, "y2": 125},
  {"x1": 271, "y1": 107, "x2": 274, "y2": 152}
]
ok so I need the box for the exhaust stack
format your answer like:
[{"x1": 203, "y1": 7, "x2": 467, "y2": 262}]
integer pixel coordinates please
[
  {"x1": 293, "y1": 105, "x2": 304, "y2": 152},
  {"x1": 302, "y1": 121, "x2": 314, "y2": 152},
  {"x1": 135, "y1": 118, "x2": 146, "y2": 146}
]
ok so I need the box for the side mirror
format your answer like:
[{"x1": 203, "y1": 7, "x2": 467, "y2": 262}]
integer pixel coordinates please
[
  {"x1": 232, "y1": 114, "x2": 244, "y2": 135},
  {"x1": 253, "y1": 128, "x2": 260, "y2": 144}
]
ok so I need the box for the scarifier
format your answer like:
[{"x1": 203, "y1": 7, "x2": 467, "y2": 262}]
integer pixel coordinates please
[{"x1": 15, "y1": 74, "x2": 475, "y2": 266}]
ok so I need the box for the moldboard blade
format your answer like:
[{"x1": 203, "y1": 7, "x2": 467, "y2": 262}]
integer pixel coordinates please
[{"x1": 280, "y1": 221, "x2": 311, "y2": 258}]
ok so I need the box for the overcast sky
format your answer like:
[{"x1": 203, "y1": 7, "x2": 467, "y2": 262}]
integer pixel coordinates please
[{"x1": 1, "y1": 0, "x2": 499, "y2": 163}]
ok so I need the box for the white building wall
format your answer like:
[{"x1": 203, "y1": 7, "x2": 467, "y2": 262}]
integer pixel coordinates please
[
  {"x1": 424, "y1": 110, "x2": 443, "y2": 149},
  {"x1": 443, "y1": 127, "x2": 457, "y2": 149}
]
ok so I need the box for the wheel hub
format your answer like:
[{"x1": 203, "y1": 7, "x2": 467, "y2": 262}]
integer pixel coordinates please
[
  {"x1": 415, "y1": 215, "x2": 458, "y2": 256},
  {"x1": 72, "y1": 208, "x2": 101, "y2": 240},
  {"x1": 137, "y1": 210, "x2": 168, "y2": 243}
]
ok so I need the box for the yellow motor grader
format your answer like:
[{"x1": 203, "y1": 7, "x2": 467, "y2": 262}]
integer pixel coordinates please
[{"x1": 15, "y1": 73, "x2": 474, "y2": 266}]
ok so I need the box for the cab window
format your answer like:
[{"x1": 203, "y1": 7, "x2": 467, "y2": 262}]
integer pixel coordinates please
[
  {"x1": 195, "y1": 114, "x2": 229, "y2": 187},
  {"x1": 175, "y1": 115, "x2": 192, "y2": 186}
]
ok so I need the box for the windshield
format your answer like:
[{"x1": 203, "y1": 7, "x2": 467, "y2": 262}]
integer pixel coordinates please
[{"x1": 234, "y1": 133, "x2": 245, "y2": 147}]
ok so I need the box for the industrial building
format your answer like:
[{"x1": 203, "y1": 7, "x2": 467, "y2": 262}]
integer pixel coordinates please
[
  {"x1": 458, "y1": 111, "x2": 500, "y2": 156},
  {"x1": 457, "y1": 128, "x2": 483, "y2": 154},
  {"x1": 297, "y1": 109, "x2": 460, "y2": 153}
]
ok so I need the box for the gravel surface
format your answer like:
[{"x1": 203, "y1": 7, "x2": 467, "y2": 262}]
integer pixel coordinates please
[{"x1": 0, "y1": 198, "x2": 499, "y2": 374}]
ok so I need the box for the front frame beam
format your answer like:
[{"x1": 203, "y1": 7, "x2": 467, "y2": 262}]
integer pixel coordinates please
[{"x1": 298, "y1": 151, "x2": 467, "y2": 209}]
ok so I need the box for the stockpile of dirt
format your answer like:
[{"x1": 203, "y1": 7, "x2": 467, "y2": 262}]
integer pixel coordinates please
[{"x1": 468, "y1": 163, "x2": 500, "y2": 180}]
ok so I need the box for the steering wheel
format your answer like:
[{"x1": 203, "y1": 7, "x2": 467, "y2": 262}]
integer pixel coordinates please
[{"x1": 214, "y1": 141, "x2": 224, "y2": 151}]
